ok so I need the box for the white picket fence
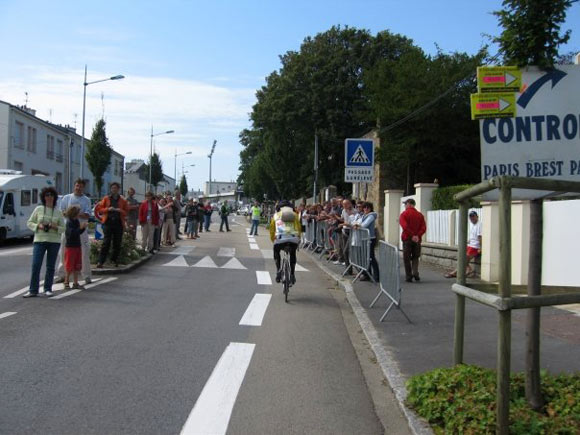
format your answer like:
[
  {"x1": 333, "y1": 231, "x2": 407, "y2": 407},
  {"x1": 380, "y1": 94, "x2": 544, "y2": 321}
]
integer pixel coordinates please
[{"x1": 426, "y1": 208, "x2": 482, "y2": 246}]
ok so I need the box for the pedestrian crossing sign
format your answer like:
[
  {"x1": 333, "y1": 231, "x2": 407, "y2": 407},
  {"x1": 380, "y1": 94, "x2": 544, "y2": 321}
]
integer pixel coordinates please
[{"x1": 345, "y1": 138, "x2": 374, "y2": 183}]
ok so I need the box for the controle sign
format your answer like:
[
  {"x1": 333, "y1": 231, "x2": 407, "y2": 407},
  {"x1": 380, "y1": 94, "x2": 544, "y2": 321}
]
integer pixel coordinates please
[{"x1": 480, "y1": 65, "x2": 580, "y2": 198}]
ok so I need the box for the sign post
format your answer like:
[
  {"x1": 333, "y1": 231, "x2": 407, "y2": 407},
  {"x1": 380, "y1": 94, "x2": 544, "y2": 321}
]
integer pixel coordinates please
[{"x1": 344, "y1": 138, "x2": 374, "y2": 183}]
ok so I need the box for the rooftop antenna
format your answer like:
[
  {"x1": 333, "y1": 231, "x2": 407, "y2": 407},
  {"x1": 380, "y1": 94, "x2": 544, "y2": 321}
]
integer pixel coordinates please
[
  {"x1": 49, "y1": 109, "x2": 53, "y2": 123},
  {"x1": 24, "y1": 92, "x2": 29, "y2": 107},
  {"x1": 101, "y1": 91, "x2": 105, "y2": 118},
  {"x1": 74, "y1": 113, "x2": 78, "y2": 129}
]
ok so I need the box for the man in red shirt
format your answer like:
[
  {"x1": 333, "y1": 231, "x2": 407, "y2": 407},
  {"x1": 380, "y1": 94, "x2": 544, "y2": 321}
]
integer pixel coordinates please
[{"x1": 399, "y1": 198, "x2": 426, "y2": 282}]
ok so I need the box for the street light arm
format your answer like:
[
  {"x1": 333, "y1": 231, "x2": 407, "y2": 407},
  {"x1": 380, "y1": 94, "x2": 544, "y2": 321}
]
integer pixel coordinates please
[{"x1": 85, "y1": 75, "x2": 125, "y2": 86}]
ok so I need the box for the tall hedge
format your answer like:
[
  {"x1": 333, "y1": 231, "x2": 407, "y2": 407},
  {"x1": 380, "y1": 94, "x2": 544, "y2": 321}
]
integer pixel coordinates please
[{"x1": 431, "y1": 185, "x2": 480, "y2": 210}]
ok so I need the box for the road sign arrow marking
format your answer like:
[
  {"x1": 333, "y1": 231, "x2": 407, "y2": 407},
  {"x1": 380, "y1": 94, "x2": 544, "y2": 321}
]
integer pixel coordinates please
[
  {"x1": 499, "y1": 98, "x2": 511, "y2": 111},
  {"x1": 505, "y1": 72, "x2": 517, "y2": 86}
]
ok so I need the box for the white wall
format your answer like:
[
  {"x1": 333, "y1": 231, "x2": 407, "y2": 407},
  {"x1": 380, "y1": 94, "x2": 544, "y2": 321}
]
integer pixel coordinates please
[{"x1": 542, "y1": 199, "x2": 580, "y2": 287}]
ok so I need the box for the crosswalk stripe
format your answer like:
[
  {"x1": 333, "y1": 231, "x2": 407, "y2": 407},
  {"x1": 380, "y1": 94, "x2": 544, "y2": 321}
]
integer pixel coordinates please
[
  {"x1": 51, "y1": 277, "x2": 117, "y2": 300},
  {"x1": 249, "y1": 243, "x2": 259, "y2": 250},
  {"x1": 217, "y1": 247, "x2": 235, "y2": 257},
  {"x1": 0, "y1": 312, "x2": 17, "y2": 320}
]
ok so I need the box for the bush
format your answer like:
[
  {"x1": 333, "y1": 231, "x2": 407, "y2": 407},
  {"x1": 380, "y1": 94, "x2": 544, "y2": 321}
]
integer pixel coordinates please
[
  {"x1": 406, "y1": 364, "x2": 580, "y2": 434},
  {"x1": 90, "y1": 231, "x2": 146, "y2": 265},
  {"x1": 432, "y1": 185, "x2": 481, "y2": 210}
]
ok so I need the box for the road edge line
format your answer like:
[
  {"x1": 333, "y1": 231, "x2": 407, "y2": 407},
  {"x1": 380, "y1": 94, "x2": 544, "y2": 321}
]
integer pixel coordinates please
[{"x1": 310, "y1": 255, "x2": 433, "y2": 435}]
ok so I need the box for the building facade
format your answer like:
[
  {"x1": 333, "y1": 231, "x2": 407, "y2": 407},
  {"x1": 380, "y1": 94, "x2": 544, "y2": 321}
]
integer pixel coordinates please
[
  {"x1": 0, "y1": 99, "x2": 124, "y2": 199},
  {"x1": 204, "y1": 180, "x2": 238, "y2": 196},
  {"x1": 123, "y1": 159, "x2": 175, "y2": 201}
]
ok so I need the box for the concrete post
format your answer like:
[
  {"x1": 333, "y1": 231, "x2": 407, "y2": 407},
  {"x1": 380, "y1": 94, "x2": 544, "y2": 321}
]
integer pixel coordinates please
[
  {"x1": 511, "y1": 200, "x2": 531, "y2": 286},
  {"x1": 383, "y1": 189, "x2": 404, "y2": 246},
  {"x1": 414, "y1": 183, "x2": 439, "y2": 214},
  {"x1": 481, "y1": 201, "x2": 499, "y2": 282},
  {"x1": 448, "y1": 210, "x2": 457, "y2": 247}
]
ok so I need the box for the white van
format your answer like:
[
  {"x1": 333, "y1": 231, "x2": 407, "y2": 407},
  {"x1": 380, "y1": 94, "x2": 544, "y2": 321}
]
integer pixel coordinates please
[{"x1": 0, "y1": 170, "x2": 55, "y2": 243}]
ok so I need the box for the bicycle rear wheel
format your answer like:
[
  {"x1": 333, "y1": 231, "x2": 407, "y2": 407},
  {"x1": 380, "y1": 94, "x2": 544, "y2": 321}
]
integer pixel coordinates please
[{"x1": 283, "y1": 259, "x2": 290, "y2": 303}]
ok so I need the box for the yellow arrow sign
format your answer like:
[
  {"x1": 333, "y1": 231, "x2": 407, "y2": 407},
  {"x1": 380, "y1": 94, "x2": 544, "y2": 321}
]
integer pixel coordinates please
[
  {"x1": 477, "y1": 66, "x2": 522, "y2": 93},
  {"x1": 470, "y1": 93, "x2": 517, "y2": 120}
]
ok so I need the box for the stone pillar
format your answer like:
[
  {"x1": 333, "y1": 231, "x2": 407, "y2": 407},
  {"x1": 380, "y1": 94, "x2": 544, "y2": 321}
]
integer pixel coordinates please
[
  {"x1": 448, "y1": 210, "x2": 457, "y2": 247},
  {"x1": 511, "y1": 200, "x2": 531, "y2": 285},
  {"x1": 383, "y1": 189, "x2": 404, "y2": 246},
  {"x1": 414, "y1": 183, "x2": 439, "y2": 214},
  {"x1": 481, "y1": 201, "x2": 499, "y2": 282}
]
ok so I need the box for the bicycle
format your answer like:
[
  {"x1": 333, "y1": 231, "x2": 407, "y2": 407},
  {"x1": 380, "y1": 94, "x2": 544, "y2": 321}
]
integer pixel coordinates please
[{"x1": 280, "y1": 245, "x2": 292, "y2": 303}]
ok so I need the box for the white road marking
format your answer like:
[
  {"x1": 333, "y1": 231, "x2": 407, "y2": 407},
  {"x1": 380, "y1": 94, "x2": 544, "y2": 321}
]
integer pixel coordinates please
[
  {"x1": 180, "y1": 342, "x2": 255, "y2": 435},
  {"x1": 0, "y1": 247, "x2": 33, "y2": 257},
  {"x1": 0, "y1": 312, "x2": 17, "y2": 320},
  {"x1": 295, "y1": 264, "x2": 309, "y2": 272},
  {"x1": 554, "y1": 303, "x2": 580, "y2": 317},
  {"x1": 247, "y1": 237, "x2": 256, "y2": 243},
  {"x1": 260, "y1": 249, "x2": 273, "y2": 259},
  {"x1": 159, "y1": 246, "x2": 194, "y2": 256},
  {"x1": 256, "y1": 271, "x2": 272, "y2": 285},
  {"x1": 217, "y1": 247, "x2": 235, "y2": 257},
  {"x1": 191, "y1": 256, "x2": 218, "y2": 268},
  {"x1": 163, "y1": 255, "x2": 189, "y2": 267},
  {"x1": 4, "y1": 278, "x2": 102, "y2": 299},
  {"x1": 239, "y1": 294, "x2": 271, "y2": 326},
  {"x1": 220, "y1": 258, "x2": 247, "y2": 270},
  {"x1": 51, "y1": 277, "x2": 117, "y2": 300},
  {"x1": 249, "y1": 243, "x2": 259, "y2": 250}
]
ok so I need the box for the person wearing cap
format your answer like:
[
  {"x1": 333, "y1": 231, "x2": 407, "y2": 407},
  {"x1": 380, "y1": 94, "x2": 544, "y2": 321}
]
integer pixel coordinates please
[
  {"x1": 445, "y1": 211, "x2": 482, "y2": 278},
  {"x1": 399, "y1": 198, "x2": 426, "y2": 282}
]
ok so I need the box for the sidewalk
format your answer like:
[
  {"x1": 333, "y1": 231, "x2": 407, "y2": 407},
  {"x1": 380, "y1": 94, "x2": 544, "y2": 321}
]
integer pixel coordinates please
[{"x1": 310, "y1": 251, "x2": 580, "y2": 432}]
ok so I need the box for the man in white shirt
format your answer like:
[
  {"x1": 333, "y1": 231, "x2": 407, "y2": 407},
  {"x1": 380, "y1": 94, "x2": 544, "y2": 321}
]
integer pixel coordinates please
[
  {"x1": 445, "y1": 210, "x2": 482, "y2": 278},
  {"x1": 56, "y1": 179, "x2": 93, "y2": 284}
]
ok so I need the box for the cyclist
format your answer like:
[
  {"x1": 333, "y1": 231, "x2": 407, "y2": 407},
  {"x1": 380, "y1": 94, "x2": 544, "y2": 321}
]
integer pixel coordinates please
[{"x1": 269, "y1": 200, "x2": 301, "y2": 284}]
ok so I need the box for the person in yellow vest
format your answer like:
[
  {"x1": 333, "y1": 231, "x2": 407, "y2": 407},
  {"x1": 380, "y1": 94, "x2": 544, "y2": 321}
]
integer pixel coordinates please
[{"x1": 269, "y1": 200, "x2": 301, "y2": 284}]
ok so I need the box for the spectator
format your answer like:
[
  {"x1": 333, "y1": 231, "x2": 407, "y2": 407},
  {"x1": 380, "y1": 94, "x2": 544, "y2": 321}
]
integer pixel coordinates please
[
  {"x1": 154, "y1": 196, "x2": 166, "y2": 251},
  {"x1": 174, "y1": 191, "x2": 183, "y2": 240},
  {"x1": 399, "y1": 198, "x2": 426, "y2": 282},
  {"x1": 95, "y1": 182, "x2": 128, "y2": 268},
  {"x1": 204, "y1": 201, "x2": 213, "y2": 232},
  {"x1": 249, "y1": 201, "x2": 261, "y2": 236},
  {"x1": 125, "y1": 187, "x2": 140, "y2": 240},
  {"x1": 139, "y1": 191, "x2": 159, "y2": 253},
  {"x1": 445, "y1": 211, "x2": 482, "y2": 278},
  {"x1": 335, "y1": 198, "x2": 357, "y2": 267},
  {"x1": 196, "y1": 198, "x2": 205, "y2": 235},
  {"x1": 355, "y1": 201, "x2": 379, "y2": 281},
  {"x1": 56, "y1": 178, "x2": 92, "y2": 284},
  {"x1": 219, "y1": 201, "x2": 231, "y2": 232},
  {"x1": 62, "y1": 205, "x2": 88, "y2": 290},
  {"x1": 23, "y1": 186, "x2": 65, "y2": 298},
  {"x1": 185, "y1": 199, "x2": 199, "y2": 239},
  {"x1": 162, "y1": 194, "x2": 176, "y2": 246}
]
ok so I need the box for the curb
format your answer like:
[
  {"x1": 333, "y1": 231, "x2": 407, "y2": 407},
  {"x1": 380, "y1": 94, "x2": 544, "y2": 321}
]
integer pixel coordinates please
[
  {"x1": 92, "y1": 253, "x2": 153, "y2": 275},
  {"x1": 308, "y1": 253, "x2": 433, "y2": 435}
]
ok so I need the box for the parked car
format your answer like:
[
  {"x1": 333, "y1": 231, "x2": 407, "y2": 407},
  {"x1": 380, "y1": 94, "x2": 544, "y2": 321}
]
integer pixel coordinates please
[{"x1": 237, "y1": 206, "x2": 249, "y2": 216}]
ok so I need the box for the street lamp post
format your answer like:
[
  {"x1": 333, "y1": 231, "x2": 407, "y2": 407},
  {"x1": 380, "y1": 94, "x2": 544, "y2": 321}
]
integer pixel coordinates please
[
  {"x1": 80, "y1": 65, "x2": 124, "y2": 179},
  {"x1": 208, "y1": 140, "x2": 217, "y2": 196},
  {"x1": 174, "y1": 150, "x2": 192, "y2": 183},
  {"x1": 148, "y1": 128, "x2": 174, "y2": 191}
]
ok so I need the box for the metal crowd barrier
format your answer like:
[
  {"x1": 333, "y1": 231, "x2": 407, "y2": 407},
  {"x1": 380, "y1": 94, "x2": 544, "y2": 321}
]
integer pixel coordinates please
[
  {"x1": 302, "y1": 219, "x2": 316, "y2": 249},
  {"x1": 370, "y1": 241, "x2": 412, "y2": 322},
  {"x1": 343, "y1": 228, "x2": 374, "y2": 283}
]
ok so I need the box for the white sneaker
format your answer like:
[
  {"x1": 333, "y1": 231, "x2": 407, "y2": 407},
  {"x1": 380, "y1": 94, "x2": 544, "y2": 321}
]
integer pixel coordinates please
[
  {"x1": 45, "y1": 291, "x2": 54, "y2": 297},
  {"x1": 333, "y1": 260, "x2": 341, "y2": 265}
]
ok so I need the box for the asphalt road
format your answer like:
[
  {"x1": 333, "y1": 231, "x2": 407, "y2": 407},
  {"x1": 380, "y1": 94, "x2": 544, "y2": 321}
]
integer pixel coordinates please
[{"x1": 0, "y1": 216, "x2": 401, "y2": 434}]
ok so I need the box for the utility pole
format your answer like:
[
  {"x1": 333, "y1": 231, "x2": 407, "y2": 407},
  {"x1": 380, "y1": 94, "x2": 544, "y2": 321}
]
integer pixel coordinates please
[
  {"x1": 313, "y1": 133, "x2": 318, "y2": 202},
  {"x1": 208, "y1": 140, "x2": 217, "y2": 197}
]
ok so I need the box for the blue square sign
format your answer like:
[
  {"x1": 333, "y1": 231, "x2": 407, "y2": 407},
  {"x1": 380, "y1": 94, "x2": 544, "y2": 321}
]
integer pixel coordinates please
[
  {"x1": 345, "y1": 139, "x2": 374, "y2": 167},
  {"x1": 344, "y1": 138, "x2": 374, "y2": 183}
]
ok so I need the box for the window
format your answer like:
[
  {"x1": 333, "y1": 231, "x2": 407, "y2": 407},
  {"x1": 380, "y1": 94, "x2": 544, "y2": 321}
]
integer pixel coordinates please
[
  {"x1": 3, "y1": 193, "x2": 14, "y2": 215},
  {"x1": 14, "y1": 121, "x2": 24, "y2": 149},
  {"x1": 56, "y1": 139, "x2": 63, "y2": 162},
  {"x1": 27, "y1": 127, "x2": 37, "y2": 153},
  {"x1": 46, "y1": 135, "x2": 55, "y2": 159},
  {"x1": 32, "y1": 189, "x2": 38, "y2": 204},
  {"x1": 55, "y1": 172, "x2": 63, "y2": 193},
  {"x1": 13, "y1": 161, "x2": 23, "y2": 172},
  {"x1": 21, "y1": 190, "x2": 31, "y2": 206}
]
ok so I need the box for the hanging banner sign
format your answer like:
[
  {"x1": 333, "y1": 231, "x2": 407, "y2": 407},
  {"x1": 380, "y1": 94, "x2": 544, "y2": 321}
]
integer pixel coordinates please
[{"x1": 477, "y1": 66, "x2": 522, "y2": 93}]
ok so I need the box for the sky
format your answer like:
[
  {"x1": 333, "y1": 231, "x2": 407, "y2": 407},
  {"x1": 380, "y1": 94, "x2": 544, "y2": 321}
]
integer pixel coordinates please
[{"x1": 0, "y1": 0, "x2": 578, "y2": 193}]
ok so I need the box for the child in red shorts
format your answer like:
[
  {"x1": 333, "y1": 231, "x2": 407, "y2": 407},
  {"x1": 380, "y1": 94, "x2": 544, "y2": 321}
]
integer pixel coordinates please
[{"x1": 63, "y1": 206, "x2": 88, "y2": 289}]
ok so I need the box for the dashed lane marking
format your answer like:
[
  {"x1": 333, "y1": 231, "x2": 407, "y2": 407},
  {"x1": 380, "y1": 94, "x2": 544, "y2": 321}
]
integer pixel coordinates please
[
  {"x1": 51, "y1": 277, "x2": 117, "y2": 300},
  {"x1": 180, "y1": 342, "x2": 255, "y2": 435},
  {"x1": 249, "y1": 243, "x2": 259, "y2": 250},
  {"x1": 239, "y1": 294, "x2": 271, "y2": 326},
  {"x1": 0, "y1": 312, "x2": 17, "y2": 320},
  {"x1": 295, "y1": 264, "x2": 309, "y2": 272},
  {"x1": 0, "y1": 247, "x2": 33, "y2": 257},
  {"x1": 256, "y1": 271, "x2": 272, "y2": 286},
  {"x1": 260, "y1": 249, "x2": 273, "y2": 259}
]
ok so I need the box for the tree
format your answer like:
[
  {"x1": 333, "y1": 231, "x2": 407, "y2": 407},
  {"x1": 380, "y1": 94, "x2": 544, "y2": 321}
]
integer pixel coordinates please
[
  {"x1": 147, "y1": 153, "x2": 163, "y2": 192},
  {"x1": 493, "y1": 0, "x2": 573, "y2": 69},
  {"x1": 85, "y1": 119, "x2": 112, "y2": 198},
  {"x1": 179, "y1": 174, "x2": 188, "y2": 196}
]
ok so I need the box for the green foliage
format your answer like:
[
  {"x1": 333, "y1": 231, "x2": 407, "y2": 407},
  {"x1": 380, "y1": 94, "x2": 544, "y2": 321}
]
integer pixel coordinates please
[
  {"x1": 493, "y1": 0, "x2": 573, "y2": 69},
  {"x1": 432, "y1": 185, "x2": 480, "y2": 210},
  {"x1": 85, "y1": 119, "x2": 112, "y2": 198},
  {"x1": 179, "y1": 175, "x2": 188, "y2": 196},
  {"x1": 90, "y1": 231, "x2": 146, "y2": 265},
  {"x1": 147, "y1": 153, "x2": 163, "y2": 191},
  {"x1": 406, "y1": 365, "x2": 580, "y2": 434}
]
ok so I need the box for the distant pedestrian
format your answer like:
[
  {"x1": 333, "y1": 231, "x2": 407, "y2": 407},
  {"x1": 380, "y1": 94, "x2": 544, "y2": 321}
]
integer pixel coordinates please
[
  {"x1": 62, "y1": 205, "x2": 88, "y2": 290},
  {"x1": 219, "y1": 201, "x2": 231, "y2": 232},
  {"x1": 56, "y1": 178, "x2": 92, "y2": 284},
  {"x1": 204, "y1": 201, "x2": 213, "y2": 231},
  {"x1": 23, "y1": 187, "x2": 65, "y2": 298},
  {"x1": 125, "y1": 187, "x2": 140, "y2": 240},
  {"x1": 185, "y1": 199, "x2": 199, "y2": 239},
  {"x1": 399, "y1": 198, "x2": 426, "y2": 282},
  {"x1": 249, "y1": 201, "x2": 261, "y2": 236},
  {"x1": 445, "y1": 210, "x2": 482, "y2": 278},
  {"x1": 95, "y1": 182, "x2": 128, "y2": 268},
  {"x1": 139, "y1": 191, "x2": 159, "y2": 253}
]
